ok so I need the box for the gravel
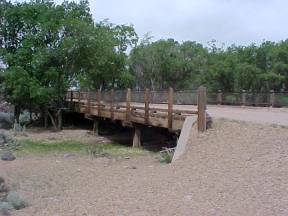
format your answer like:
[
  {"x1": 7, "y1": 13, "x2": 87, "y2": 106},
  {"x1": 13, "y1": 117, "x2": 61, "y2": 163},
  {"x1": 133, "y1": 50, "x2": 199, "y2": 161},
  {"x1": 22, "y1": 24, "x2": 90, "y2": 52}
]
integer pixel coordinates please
[{"x1": 0, "y1": 119, "x2": 288, "y2": 216}]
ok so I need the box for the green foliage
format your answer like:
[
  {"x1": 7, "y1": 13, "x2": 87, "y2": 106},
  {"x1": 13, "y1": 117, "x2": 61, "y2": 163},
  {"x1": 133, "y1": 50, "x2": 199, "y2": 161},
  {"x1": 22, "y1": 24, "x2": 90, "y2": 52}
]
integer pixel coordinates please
[
  {"x1": 159, "y1": 150, "x2": 173, "y2": 164},
  {"x1": 18, "y1": 140, "x2": 87, "y2": 155},
  {"x1": 17, "y1": 139, "x2": 149, "y2": 157},
  {"x1": 130, "y1": 38, "x2": 288, "y2": 92},
  {"x1": 0, "y1": 0, "x2": 137, "y2": 122}
]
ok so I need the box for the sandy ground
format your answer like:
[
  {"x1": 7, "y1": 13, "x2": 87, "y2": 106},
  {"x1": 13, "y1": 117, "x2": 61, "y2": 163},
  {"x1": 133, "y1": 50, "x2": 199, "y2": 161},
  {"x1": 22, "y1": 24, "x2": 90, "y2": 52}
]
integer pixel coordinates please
[
  {"x1": 207, "y1": 105, "x2": 288, "y2": 126},
  {"x1": 1, "y1": 119, "x2": 288, "y2": 216}
]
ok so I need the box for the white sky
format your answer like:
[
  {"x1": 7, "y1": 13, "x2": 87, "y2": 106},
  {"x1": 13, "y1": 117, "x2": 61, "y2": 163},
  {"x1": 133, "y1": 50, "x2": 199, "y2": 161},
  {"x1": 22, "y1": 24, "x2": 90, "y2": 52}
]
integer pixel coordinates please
[{"x1": 12, "y1": 0, "x2": 288, "y2": 46}]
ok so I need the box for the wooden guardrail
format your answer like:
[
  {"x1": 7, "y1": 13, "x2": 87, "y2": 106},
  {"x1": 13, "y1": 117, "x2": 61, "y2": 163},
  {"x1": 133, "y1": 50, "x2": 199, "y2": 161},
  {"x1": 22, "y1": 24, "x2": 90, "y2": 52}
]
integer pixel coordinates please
[{"x1": 66, "y1": 86, "x2": 207, "y2": 132}]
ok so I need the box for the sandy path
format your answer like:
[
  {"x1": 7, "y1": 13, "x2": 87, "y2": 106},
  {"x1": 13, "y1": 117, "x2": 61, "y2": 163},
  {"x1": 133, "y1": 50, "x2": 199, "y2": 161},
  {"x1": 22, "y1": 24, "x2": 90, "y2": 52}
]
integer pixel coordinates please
[{"x1": 1, "y1": 120, "x2": 288, "y2": 216}]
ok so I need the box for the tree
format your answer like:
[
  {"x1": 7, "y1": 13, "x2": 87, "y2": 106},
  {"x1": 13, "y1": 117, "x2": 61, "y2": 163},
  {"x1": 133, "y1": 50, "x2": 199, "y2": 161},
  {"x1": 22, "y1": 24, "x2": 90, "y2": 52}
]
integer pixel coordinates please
[{"x1": 0, "y1": 0, "x2": 93, "y2": 126}]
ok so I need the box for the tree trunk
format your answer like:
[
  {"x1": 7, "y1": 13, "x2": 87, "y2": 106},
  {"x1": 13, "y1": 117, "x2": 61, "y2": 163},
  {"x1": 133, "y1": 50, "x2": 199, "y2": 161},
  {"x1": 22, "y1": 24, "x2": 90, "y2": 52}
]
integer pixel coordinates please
[
  {"x1": 14, "y1": 105, "x2": 20, "y2": 124},
  {"x1": 44, "y1": 107, "x2": 48, "y2": 128},
  {"x1": 47, "y1": 111, "x2": 57, "y2": 130},
  {"x1": 57, "y1": 109, "x2": 62, "y2": 130}
]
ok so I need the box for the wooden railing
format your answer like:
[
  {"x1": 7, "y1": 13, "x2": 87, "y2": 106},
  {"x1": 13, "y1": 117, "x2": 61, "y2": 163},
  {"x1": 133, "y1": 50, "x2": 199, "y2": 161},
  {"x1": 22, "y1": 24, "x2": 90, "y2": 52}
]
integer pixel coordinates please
[{"x1": 66, "y1": 86, "x2": 207, "y2": 132}]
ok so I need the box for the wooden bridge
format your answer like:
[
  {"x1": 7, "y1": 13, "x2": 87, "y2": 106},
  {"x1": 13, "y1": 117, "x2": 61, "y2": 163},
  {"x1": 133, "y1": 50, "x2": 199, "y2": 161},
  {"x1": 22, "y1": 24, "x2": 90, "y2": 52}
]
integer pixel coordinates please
[{"x1": 66, "y1": 86, "x2": 207, "y2": 146}]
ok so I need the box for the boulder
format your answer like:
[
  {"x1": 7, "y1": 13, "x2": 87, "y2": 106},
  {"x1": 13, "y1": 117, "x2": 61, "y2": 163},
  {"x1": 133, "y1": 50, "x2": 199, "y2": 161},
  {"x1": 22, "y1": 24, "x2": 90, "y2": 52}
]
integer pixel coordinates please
[
  {"x1": 0, "y1": 201, "x2": 13, "y2": 211},
  {"x1": 0, "y1": 177, "x2": 9, "y2": 193},
  {"x1": 0, "y1": 113, "x2": 12, "y2": 130},
  {"x1": 1, "y1": 152, "x2": 15, "y2": 161}
]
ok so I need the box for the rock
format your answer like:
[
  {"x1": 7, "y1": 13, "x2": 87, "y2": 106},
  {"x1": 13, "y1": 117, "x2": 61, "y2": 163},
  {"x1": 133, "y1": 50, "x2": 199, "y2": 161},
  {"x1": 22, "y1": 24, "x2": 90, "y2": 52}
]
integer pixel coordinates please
[
  {"x1": 63, "y1": 153, "x2": 76, "y2": 158},
  {"x1": 0, "y1": 177, "x2": 9, "y2": 193},
  {"x1": 6, "y1": 191, "x2": 27, "y2": 210},
  {"x1": 0, "y1": 202, "x2": 13, "y2": 215},
  {"x1": 0, "y1": 113, "x2": 12, "y2": 130},
  {"x1": 0, "y1": 134, "x2": 7, "y2": 147},
  {"x1": 206, "y1": 113, "x2": 213, "y2": 129},
  {"x1": 1, "y1": 152, "x2": 15, "y2": 161}
]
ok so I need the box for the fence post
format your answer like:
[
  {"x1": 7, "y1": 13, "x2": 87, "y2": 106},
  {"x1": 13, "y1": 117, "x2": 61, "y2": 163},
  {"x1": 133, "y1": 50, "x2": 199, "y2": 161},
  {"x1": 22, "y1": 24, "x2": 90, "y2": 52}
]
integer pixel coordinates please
[
  {"x1": 197, "y1": 86, "x2": 207, "y2": 132},
  {"x1": 144, "y1": 88, "x2": 150, "y2": 124},
  {"x1": 97, "y1": 89, "x2": 101, "y2": 116},
  {"x1": 217, "y1": 90, "x2": 222, "y2": 105},
  {"x1": 110, "y1": 89, "x2": 114, "y2": 119},
  {"x1": 270, "y1": 90, "x2": 275, "y2": 107},
  {"x1": 241, "y1": 90, "x2": 246, "y2": 106},
  {"x1": 168, "y1": 87, "x2": 174, "y2": 130},
  {"x1": 126, "y1": 88, "x2": 131, "y2": 121}
]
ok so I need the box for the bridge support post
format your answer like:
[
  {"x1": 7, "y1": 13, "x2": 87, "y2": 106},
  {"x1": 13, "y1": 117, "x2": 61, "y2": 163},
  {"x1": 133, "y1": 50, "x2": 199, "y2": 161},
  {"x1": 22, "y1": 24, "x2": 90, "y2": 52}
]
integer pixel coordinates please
[
  {"x1": 197, "y1": 86, "x2": 207, "y2": 132},
  {"x1": 93, "y1": 119, "x2": 99, "y2": 136},
  {"x1": 132, "y1": 128, "x2": 141, "y2": 148}
]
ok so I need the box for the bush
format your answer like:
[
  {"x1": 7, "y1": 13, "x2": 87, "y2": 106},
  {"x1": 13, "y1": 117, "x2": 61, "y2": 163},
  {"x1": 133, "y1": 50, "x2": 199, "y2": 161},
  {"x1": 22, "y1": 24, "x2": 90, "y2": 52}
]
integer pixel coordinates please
[
  {"x1": 159, "y1": 148, "x2": 174, "y2": 164},
  {"x1": 6, "y1": 191, "x2": 27, "y2": 210}
]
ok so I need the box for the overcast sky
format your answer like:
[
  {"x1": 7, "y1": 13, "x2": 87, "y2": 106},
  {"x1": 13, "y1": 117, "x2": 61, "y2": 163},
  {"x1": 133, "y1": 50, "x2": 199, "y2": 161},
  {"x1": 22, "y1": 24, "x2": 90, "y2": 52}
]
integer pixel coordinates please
[{"x1": 14, "y1": 0, "x2": 288, "y2": 46}]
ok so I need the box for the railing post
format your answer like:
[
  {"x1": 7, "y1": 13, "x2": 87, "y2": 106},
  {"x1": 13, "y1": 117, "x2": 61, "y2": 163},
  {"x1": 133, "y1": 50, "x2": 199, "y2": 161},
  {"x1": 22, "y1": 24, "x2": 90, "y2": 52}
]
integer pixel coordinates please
[
  {"x1": 110, "y1": 89, "x2": 114, "y2": 119},
  {"x1": 197, "y1": 86, "x2": 207, "y2": 132},
  {"x1": 241, "y1": 90, "x2": 246, "y2": 106},
  {"x1": 126, "y1": 88, "x2": 131, "y2": 121},
  {"x1": 217, "y1": 90, "x2": 222, "y2": 105},
  {"x1": 270, "y1": 90, "x2": 275, "y2": 107},
  {"x1": 97, "y1": 89, "x2": 101, "y2": 116},
  {"x1": 87, "y1": 90, "x2": 91, "y2": 113},
  {"x1": 144, "y1": 88, "x2": 150, "y2": 124},
  {"x1": 70, "y1": 91, "x2": 73, "y2": 103},
  {"x1": 168, "y1": 87, "x2": 174, "y2": 129},
  {"x1": 78, "y1": 90, "x2": 81, "y2": 104}
]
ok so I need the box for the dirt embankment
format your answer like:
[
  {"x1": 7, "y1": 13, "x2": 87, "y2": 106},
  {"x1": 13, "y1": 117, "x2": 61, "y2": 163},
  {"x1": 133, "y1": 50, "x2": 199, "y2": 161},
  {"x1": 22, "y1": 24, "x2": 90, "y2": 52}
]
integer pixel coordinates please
[{"x1": 1, "y1": 120, "x2": 288, "y2": 216}]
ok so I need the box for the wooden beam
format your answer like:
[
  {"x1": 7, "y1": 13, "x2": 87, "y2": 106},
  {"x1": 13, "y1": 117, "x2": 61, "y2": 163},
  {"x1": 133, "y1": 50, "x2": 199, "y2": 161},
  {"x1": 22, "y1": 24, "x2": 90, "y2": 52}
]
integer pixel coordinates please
[
  {"x1": 197, "y1": 86, "x2": 207, "y2": 132},
  {"x1": 126, "y1": 88, "x2": 131, "y2": 121},
  {"x1": 110, "y1": 89, "x2": 114, "y2": 119},
  {"x1": 168, "y1": 87, "x2": 174, "y2": 129},
  {"x1": 144, "y1": 88, "x2": 150, "y2": 124}
]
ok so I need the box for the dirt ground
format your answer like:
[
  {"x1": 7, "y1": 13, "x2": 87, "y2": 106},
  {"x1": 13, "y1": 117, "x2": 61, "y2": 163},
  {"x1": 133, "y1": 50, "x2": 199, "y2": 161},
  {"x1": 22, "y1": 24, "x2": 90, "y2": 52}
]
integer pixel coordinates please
[
  {"x1": 207, "y1": 105, "x2": 288, "y2": 126},
  {"x1": 1, "y1": 119, "x2": 288, "y2": 216}
]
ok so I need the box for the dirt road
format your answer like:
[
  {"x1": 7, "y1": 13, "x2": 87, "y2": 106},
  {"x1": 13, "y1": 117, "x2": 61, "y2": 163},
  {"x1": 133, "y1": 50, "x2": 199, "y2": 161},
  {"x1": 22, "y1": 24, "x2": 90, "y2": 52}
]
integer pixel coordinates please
[{"x1": 1, "y1": 120, "x2": 288, "y2": 216}]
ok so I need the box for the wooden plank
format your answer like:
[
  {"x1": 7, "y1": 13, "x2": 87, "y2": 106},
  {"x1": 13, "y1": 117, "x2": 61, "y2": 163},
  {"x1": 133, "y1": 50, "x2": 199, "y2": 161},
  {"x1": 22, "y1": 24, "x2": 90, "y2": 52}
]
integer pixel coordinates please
[
  {"x1": 144, "y1": 88, "x2": 150, "y2": 124},
  {"x1": 126, "y1": 88, "x2": 131, "y2": 121},
  {"x1": 197, "y1": 86, "x2": 206, "y2": 132},
  {"x1": 168, "y1": 87, "x2": 174, "y2": 129},
  {"x1": 110, "y1": 89, "x2": 114, "y2": 119}
]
